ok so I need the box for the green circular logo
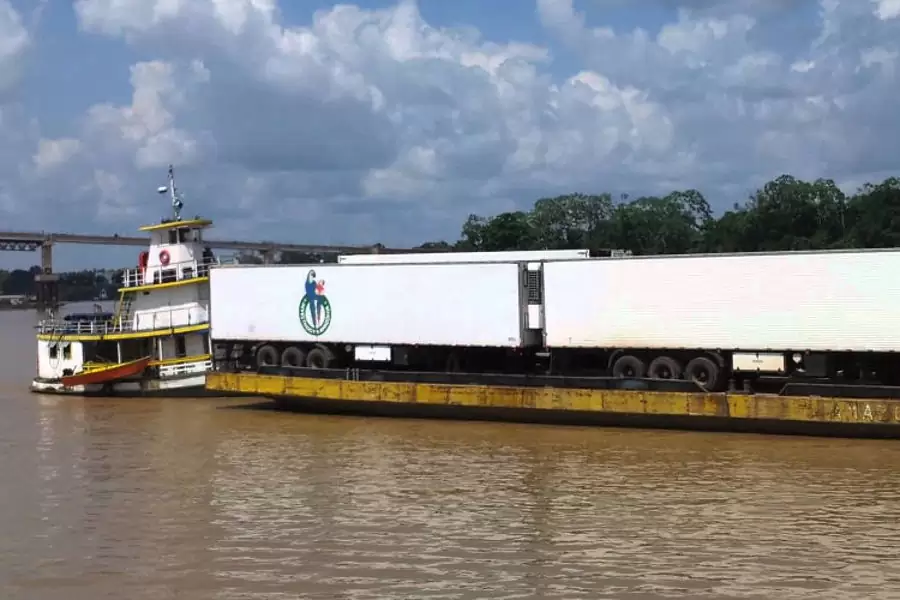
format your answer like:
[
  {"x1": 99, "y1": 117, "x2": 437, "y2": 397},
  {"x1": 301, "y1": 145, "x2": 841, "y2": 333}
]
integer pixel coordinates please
[{"x1": 299, "y1": 295, "x2": 332, "y2": 336}]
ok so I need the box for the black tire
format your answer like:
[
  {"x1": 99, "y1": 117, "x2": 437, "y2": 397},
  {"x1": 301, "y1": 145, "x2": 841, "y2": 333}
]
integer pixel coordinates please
[
  {"x1": 647, "y1": 356, "x2": 683, "y2": 380},
  {"x1": 281, "y1": 346, "x2": 306, "y2": 368},
  {"x1": 306, "y1": 346, "x2": 334, "y2": 369},
  {"x1": 684, "y1": 356, "x2": 722, "y2": 390},
  {"x1": 611, "y1": 354, "x2": 646, "y2": 378},
  {"x1": 255, "y1": 344, "x2": 278, "y2": 370}
]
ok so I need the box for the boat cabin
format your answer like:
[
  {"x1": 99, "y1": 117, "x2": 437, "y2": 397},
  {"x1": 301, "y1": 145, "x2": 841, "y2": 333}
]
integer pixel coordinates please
[{"x1": 123, "y1": 218, "x2": 216, "y2": 288}]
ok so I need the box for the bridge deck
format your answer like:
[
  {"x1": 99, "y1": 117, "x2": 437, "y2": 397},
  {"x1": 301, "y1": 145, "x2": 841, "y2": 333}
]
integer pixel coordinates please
[{"x1": 0, "y1": 230, "x2": 424, "y2": 254}]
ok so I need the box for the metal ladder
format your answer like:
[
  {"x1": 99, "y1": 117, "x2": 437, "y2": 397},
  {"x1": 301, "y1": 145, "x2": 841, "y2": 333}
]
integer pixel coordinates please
[{"x1": 114, "y1": 293, "x2": 135, "y2": 331}]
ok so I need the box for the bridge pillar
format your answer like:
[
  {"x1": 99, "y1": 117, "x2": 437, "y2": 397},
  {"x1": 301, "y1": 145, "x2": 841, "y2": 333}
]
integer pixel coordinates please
[{"x1": 34, "y1": 242, "x2": 59, "y2": 312}]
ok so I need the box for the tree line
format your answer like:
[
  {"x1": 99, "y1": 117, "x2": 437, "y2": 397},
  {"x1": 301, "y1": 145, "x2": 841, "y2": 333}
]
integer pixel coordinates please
[
  {"x1": 412, "y1": 174, "x2": 900, "y2": 255},
  {"x1": 4, "y1": 173, "x2": 899, "y2": 300},
  {"x1": 0, "y1": 267, "x2": 119, "y2": 303}
]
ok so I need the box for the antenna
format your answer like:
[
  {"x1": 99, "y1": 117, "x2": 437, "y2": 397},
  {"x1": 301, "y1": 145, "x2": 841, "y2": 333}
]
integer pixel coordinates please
[{"x1": 156, "y1": 164, "x2": 184, "y2": 220}]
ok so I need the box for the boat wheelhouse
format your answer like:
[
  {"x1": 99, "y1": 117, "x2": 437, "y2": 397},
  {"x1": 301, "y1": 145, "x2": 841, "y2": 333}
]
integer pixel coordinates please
[{"x1": 30, "y1": 166, "x2": 217, "y2": 396}]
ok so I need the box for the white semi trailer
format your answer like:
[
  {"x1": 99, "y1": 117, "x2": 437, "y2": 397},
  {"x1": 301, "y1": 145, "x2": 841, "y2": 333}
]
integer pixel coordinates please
[
  {"x1": 337, "y1": 248, "x2": 593, "y2": 264},
  {"x1": 209, "y1": 248, "x2": 900, "y2": 392},
  {"x1": 210, "y1": 261, "x2": 545, "y2": 373}
]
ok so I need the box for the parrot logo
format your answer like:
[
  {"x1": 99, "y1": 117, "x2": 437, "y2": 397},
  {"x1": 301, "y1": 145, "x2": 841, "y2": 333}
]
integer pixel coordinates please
[{"x1": 299, "y1": 269, "x2": 332, "y2": 336}]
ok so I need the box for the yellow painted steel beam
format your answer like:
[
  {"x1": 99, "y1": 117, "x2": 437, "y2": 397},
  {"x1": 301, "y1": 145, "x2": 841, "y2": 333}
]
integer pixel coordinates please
[{"x1": 206, "y1": 372, "x2": 900, "y2": 427}]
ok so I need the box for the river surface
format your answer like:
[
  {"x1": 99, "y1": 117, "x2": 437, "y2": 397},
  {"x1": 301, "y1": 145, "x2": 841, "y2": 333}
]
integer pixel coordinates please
[{"x1": 2, "y1": 305, "x2": 900, "y2": 599}]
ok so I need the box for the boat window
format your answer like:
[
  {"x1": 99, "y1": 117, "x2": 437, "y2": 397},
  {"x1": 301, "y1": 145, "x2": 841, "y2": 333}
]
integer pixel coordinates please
[
  {"x1": 179, "y1": 227, "x2": 195, "y2": 243},
  {"x1": 62, "y1": 343, "x2": 72, "y2": 360},
  {"x1": 49, "y1": 344, "x2": 58, "y2": 359},
  {"x1": 168, "y1": 229, "x2": 178, "y2": 244},
  {"x1": 175, "y1": 335, "x2": 186, "y2": 358}
]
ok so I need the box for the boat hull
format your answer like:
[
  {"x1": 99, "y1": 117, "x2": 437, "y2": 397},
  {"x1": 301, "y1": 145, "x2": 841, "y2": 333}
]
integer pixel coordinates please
[
  {"x1": 60, "y1": 356, "x2": 152, "y2": 387},
  {"x1": 30, "y1": 372, "x2": 213, "y2": 397}
]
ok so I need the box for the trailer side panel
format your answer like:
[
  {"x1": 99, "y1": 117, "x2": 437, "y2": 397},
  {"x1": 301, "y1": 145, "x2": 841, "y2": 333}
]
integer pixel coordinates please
[
  {"x1": 210, "y1": 262, "x2": 526, "y2": 347},
  {"x1": 543, "y1": 250, "x2": 900, "y2": 352}
]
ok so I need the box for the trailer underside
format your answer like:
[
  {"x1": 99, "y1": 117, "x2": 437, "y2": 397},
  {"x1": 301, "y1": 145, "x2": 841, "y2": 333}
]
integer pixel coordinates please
[{"x1": 212, "y1": 340, "x2": 900, "y2": 400}]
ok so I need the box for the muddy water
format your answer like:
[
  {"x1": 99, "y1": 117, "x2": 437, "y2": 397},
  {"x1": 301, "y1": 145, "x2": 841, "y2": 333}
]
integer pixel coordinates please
[{"x1": 1, "y1": 306, "x2": 900, "y2": 599}]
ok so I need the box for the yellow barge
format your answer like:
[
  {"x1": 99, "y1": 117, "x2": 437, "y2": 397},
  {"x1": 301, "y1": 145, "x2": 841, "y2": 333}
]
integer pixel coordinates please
[{"x1": 206, "y1": 369, "x2": 900, "y2": 440}]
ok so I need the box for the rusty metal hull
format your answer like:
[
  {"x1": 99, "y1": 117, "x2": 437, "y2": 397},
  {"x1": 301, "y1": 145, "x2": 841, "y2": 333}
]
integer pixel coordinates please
[{"x1": 205, "y1": 369, "x2": 900, "y2": 440}]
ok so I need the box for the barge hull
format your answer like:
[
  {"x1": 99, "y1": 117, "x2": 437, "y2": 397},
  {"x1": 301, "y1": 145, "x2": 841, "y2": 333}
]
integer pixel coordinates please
[{"x1": 205, "y1": 370, "x2": 900, "y2": 439}]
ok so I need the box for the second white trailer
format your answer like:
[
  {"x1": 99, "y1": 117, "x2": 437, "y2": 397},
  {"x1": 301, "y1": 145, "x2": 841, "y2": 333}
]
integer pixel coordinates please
[
  {"x1": 536, "y1": 248, "x2": 900, "y2": 390},
  {"x1": 337, "y1": 248, "x2": 591, "y2": 265},
  {"x1": 542, "y1": 249, "x2": 900, "y2": 353}
]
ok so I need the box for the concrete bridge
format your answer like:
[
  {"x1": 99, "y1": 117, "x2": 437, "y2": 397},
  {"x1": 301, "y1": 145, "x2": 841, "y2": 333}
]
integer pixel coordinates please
[{"x1": 0, "y1": 229, "x2": 422, "y2": 309}]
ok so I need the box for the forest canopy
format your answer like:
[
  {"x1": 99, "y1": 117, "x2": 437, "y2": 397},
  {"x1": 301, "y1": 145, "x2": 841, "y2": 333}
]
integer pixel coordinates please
[{"x1": 416, "y1": 174, "x2": 900, "y2": 256}]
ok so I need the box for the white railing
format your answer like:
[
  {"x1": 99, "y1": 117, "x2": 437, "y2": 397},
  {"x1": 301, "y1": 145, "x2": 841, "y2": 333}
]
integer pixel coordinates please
[
  {"x1": 121, "y1": 256, "x2": 219, "y2": 288},
  {"x1": 158, "y1": 359, "x2": 212, "y2": 378},
  {"x1": 37, "y1": 318, "x2": 134, "y2": 335},
  {"x1": 38, "y1": 308, "x2": 208, "y2": 335}
]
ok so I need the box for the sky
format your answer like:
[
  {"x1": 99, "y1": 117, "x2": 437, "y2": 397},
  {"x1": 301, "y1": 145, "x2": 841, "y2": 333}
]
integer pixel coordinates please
[{"x1": 2, "y1": 0, "x2": 900, "y2": 271}]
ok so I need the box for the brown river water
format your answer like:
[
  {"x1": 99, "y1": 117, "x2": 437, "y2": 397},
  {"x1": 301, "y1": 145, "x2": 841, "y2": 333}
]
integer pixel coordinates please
[{"x1": 1, "y1": 305, "x2": 900, "y2": 599}]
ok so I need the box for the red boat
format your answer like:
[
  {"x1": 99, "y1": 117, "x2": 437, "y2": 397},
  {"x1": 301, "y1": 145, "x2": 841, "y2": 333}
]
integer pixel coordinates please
[{"x1": 61, "y1": 356, "x2": 152, "y2": 388}]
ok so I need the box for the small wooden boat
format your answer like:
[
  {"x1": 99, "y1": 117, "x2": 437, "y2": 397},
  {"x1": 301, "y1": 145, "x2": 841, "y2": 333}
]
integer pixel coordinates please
[{"x1": 61, "y1": 356, "x2": 152, "y2": 387}]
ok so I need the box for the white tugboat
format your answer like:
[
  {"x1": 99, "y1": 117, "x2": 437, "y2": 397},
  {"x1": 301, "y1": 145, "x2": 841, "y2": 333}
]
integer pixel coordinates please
[{"x1": 31, "y1": 166, "x2": 217, "y2": 396}]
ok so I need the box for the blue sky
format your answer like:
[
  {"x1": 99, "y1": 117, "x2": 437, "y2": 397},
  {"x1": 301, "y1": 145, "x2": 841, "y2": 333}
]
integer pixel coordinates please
[{"x1": 2, "y1": 0, "x2": 900, "y2": 271}]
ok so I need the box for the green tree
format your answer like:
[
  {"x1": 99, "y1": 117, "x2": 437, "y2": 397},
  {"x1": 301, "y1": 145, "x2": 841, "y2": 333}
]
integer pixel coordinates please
[
  {"x1": 843, "y1": 177, "x2": 900, "y2": 248},
  {"x1": 529, "y1": 193, "x2": 614, "y2": 249},
  {"x1": 458, "y1": 211, "x2": 536, "y2": 251},
  {"x1": 606, "y1": 190, "x2": 712, "y2": 255},
  {"x1": 418, "y1": 174, "x2": 900, "y2": 257},
  {"x1": 1, "y1": 268, "x2": 39, "y2": 295}
]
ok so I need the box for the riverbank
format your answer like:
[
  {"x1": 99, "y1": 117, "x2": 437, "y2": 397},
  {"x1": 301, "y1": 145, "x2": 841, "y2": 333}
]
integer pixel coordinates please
[
  {"x1": 0, "y1": 303, "x2": 37, "y2": 311},
  {"x1": 0, "y1": 301, "x2": 73, "y2": 312}
]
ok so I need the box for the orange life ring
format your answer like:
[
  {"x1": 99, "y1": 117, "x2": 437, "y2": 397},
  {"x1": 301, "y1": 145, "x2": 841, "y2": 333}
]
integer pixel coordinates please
[{"x1": 159, "y1": 249, "x2": 170, "y2": 266}]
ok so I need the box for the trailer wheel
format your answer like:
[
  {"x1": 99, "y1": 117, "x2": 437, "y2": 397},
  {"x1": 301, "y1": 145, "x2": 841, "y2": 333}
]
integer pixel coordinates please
[
  {"x1": 611, "y1": 354, "x2": 646, "y2": 379},
  {"x1": 255, "y1": 344, "x2": 279, "y2": 370},
  {"x1": 306, "y1": 347, "x2": 334, "y2": 369},
  {"x1": 648, "y1": 356, "x2": 682, "y2": 380},
  {"x1": 684, "y1": 356, "x2": 721, "y2": 390},
  {"x1": 281, "y1": 346, "x2": 306, "y2": 368}
]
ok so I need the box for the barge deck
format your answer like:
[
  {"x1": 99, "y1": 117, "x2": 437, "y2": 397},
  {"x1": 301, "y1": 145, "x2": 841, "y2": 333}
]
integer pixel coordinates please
[{"x1": 206, "y1": 368, "x2": 900, "y2": 439}]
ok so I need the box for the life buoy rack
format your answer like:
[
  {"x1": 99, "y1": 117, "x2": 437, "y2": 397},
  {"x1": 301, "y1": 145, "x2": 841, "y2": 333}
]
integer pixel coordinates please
[{"x1": 159, "y1": 249, "x2": 171, "y2": 266}]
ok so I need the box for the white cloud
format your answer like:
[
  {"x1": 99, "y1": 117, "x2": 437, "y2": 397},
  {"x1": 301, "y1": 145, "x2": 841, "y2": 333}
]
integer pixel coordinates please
[
  {"x1": 33, "y1": 138, "x2": 82, "y2": 173},
  {"x1": 0, "y1": 1, "x2": 31, "y2": 221},
  {"x1": 61, "y1": 0, "x2": 686, "y2": 242},
  {"x1": 0, "y1": 0, "x2": 28, "y2": 94},
  {"x1": 83, "y1": 60, "x2": 209, "y2": 167},
  {"x1": 875, "y1": 0, "x2": 900, "y2": 21},
  {"x1": 1, "y1": 0, "x2": 899, "y2": 245},
  {"x1": 536, "y1": 0, "x2": 900, "y2": 190}
]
